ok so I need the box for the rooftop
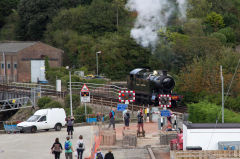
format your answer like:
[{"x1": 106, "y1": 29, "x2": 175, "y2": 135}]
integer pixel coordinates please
[
  {"x1": 184, "y1": 121, "x2": 240, "y2": 129},
  {"x1": 0, "y1": 41, "x2": 37, "y2": 53}
]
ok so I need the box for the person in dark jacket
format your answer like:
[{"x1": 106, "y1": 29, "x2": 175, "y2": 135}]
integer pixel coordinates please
[
  {"x1": 104, "y1": 150, "x2": 114, "y2": 159},
  {"x1": 66, "y1": 116, "x2": 75, "y2": 139},
  {"x1": 51, "y1": 138, "x2": 63, "y2": 159}
]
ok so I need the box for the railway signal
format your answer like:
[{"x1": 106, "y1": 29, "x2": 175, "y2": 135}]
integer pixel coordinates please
[
  {"x1": 159, "y1": 94, "x2": 171, "y2": 107},
  {"x1": 119, "y1": 90, "x2": 135, "y2": 104},
  {"x1": 80, "y1": 84, "x2": 90, "y2": 103}
]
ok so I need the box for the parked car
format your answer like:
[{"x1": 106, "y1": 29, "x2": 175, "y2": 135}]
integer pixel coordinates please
[{"x1": 17, "y1": 108, "x2": 66, "y2": 133}]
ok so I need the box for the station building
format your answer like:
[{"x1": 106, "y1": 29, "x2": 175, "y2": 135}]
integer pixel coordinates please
[{"x1": 0, "y1": 41, "x2": 63, "y2": 83}]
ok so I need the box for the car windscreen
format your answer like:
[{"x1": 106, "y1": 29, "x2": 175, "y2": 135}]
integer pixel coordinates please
[{"x1": 27, "y1": 115, "x2": 41, "y2": 122}]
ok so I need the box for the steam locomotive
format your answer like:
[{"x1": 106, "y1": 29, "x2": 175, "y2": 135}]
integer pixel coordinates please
[{"x1": 127, "y1": 68, "x2": 181, "y2": 106}]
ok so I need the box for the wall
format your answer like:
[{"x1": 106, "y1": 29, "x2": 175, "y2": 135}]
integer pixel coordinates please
[
  {"x1": 183, "y1": 125, "x2": 240, "y2": 150},
  {"x1": 17, "y1": 42, "x2": 63, "y2": 82}
]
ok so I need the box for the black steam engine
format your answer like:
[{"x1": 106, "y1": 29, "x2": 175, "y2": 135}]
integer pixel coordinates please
[{"x1": 127, "y1": 68, "x2": 180, "y2": 106}]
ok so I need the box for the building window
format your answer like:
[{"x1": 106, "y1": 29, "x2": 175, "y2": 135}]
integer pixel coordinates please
[
  {"x1": 7, "y1": 64, "x2": 10, "y2": 69},
  {"x1": 14, "y1": 64, "x2": 17, "y2": 69},
  {"x1": 1, "y1": 64, "x2": 4, "y2": 69}
]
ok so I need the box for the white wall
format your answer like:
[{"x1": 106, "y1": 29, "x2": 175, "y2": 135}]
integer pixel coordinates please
[{"x1": 183, "y1": 125, "x2": 240, "y2": 150}]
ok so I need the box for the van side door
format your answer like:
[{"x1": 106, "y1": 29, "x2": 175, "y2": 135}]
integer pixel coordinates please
[{"x1": 37, "y1": 116, "x2": 49, "y2": 130}]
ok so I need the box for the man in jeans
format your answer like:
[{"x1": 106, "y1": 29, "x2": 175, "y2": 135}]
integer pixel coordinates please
[
  {"x1": 108, "y1": 108, "x2": 115, "y2": 130},
  {"x1": 64, "y1": 136, "x2": 74, "y2": 159}
]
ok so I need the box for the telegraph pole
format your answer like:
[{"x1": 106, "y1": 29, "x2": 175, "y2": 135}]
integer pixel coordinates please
[{"x1": 220, "y1": 66, "x2": 224, "y2": 123}]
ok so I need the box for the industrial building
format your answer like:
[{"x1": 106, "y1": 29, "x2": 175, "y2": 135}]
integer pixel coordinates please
[{"x1": 0, "y1": 41, "x2": 63, "y2": 83}]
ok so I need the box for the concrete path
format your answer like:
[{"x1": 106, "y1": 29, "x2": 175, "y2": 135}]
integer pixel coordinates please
[{"x1": 0, "y1": 126, "x2": 95, "y2": 159}]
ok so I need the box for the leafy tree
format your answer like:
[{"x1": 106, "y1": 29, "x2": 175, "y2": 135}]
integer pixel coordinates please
[
  {"x1": 65, "y1": 94, "x2": 80, "y2": 109},
  {"x1": 37, "y1": 97, "x2": 52, "y2": 108},
  {"x1": 44, "y1": 101, "x2": 63, "y2": 108},
  {"x1": 205, "y1": 12, "x2": 225, "y2": 32},
  {"x1": 0, "y1": 11, "x2": 19, "y2": 40},
  {"x1": 218, "y1": 27, "x2": 236, "y2": 44},
  {"x1": 210, "y1": 32, "x2": 227, "y2": 44},
  {"x1": 0, "y1": 0, "x2": 19, "y2": 28},
  {"x1": 17, "y1": 0, "x2": 81, "y2": 40}
]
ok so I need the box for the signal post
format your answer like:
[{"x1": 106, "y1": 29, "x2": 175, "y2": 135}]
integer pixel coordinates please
[{"x1": 80, "y1": 84, "x2": 90, "y2": 116}]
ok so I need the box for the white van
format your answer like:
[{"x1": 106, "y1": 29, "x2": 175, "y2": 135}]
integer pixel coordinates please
[{"x1": 17, "y1": 108, "x2": 66, "y2": 133}]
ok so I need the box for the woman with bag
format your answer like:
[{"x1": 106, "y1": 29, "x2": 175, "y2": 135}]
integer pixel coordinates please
[
  {"x1": 51, "y1": 138, "x2": 63, "y2": 159},
  {"x1": 76, "y1": 135, "x2": 85, "y2": 159}
]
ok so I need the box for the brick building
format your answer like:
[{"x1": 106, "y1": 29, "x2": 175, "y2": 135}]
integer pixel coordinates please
[{"x1": 0, "y1": 41, "x2": 63, "y2": 83}]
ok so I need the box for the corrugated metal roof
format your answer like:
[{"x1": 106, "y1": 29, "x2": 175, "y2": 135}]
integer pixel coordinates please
[
  {"x1": 0, "y1": 42, "x2": 36, "y2": 53},
  {"x1": 184, "y1": 121, "x2": 240, "y2": 129}
]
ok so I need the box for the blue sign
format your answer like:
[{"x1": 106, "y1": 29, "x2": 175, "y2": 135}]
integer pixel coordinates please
[
  {"x1": 117, "y1": 104, "x2": 128, "y2": 111},
  {"x1": 160, "y1": 110, "x2": 171, "y2": 117}
]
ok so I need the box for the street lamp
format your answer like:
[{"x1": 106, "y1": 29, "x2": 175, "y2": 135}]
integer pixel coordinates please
[
  {"x1": 96, "y1": 51, "x2": 101, "y2": 76},
  {"x1": 66, "y1": 66, "x2": 73, "y2": 116}
]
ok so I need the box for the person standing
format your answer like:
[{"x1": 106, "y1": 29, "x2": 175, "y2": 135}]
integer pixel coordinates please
[
  {"x1": 137, "y1": 109, "x2": 144, "y2": 133},
  {"x1": 76, "y1": 135, "x2": 85, "y2": 159},
  {"x1": 51, "y1": 138, "x2": 63, "y2": 159},
  {"x1": 66, "y1": 116, "x2": 74, "y2": 139},
  {"x1": 108, "y1": 108, "x2": 115, "y2": 130},
  {"x1": 123, "y1": 109, "x2": 130, "y2": 130},
  {"x1": 104, "y1": 150, "x2": 114, "y2": 159},
  {"x1": 64, "y1": 136, "x2": 74, "y2": 159}
]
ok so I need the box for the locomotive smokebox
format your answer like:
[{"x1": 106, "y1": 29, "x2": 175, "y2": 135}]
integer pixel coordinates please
[{"x1": 162, "y1": 70, "x2": 167, "y2": 76}]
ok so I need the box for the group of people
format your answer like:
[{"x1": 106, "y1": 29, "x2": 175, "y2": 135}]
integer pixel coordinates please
[
  {"x1": 107, "y1": 107, "x2": 144, "y2": 133},
  {"x1": 51, "y1": 135, "x2": 85, "y2": 159}
]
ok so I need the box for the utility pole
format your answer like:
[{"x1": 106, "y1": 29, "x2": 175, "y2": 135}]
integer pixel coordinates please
[
  {"x1": 220, "y1": 65, "x2": 224, "y2": 123},
  {"x1": 69, "y1": 70, "x2": 73, "y2": 116}
]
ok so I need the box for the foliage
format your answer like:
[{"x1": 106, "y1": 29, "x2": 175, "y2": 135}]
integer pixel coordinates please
[
  {"x1": 210, "y1": 32, "x2": 227, "y2": 44},
  {"x1": 204, "y1": 12, "x2": 225, "y2": 32},
  {"x1": 188, "y1": 101, "x2": 240, "y2": 123},
  {"x1": 37, "y1": 97, "x2": 52, "y2": 109},
  {"x1": 177, "y1": 47, "x2": 240, "y2": 95},
  {"x1": 65, "y1": 94, "x2": 80, "y2": 109},
  {"x1": 64, "y1": 106, "x2": 93, "y2": 123},
  {"x1": 0, "y1": 11, "x2": 19, "y2": 40},
  {"x1": 45, "y1": 56, "x2": 50, "y2": 80},
  {"x1": 218, "y1": 27, "x2": 236, "y2": 44},
  {"x1": 17, "y1": 0, "x2": 81, "y2": 40},
  {"x1": 0, "y1": 0, "x2": 19, "y2": 28},
  {"x1": 44, "y1": 101, "x2": 63, "y2": 108}
]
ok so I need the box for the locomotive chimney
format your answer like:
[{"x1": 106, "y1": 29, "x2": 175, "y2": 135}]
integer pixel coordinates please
[{"x1": 163, "y1": 70, "x2": 167, "y2": 76}]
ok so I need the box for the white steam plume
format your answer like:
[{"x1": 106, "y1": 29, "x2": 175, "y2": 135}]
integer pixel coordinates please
[{"x1": 126, "y1": 0, "x2": 187, "y2": 49}]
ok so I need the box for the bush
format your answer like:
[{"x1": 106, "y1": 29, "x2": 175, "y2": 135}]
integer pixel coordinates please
[
  {"x1": 188, "y1": 101, "x2": 240, "y2": 123},
  {"x1": 44, "y1": 101, "x2": 63, "y2": 108},
  {"x1": 64, "y1": 106, "x2": 93, "y2": 123},
  {"x1": 218, "y1": 27, "x2": 236, "y2": 43},
  {"x1": 210, "y1": 32, "x2": 227, "y2": 44},
  {"x1": 37, "y1": 97, "x2": 52, "y2": 108},
  {"x1": 64, "y1": 94, "x2": 80, "y2": 108}
]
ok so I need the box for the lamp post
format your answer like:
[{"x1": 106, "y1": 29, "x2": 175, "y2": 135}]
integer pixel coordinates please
[
  {"x1": 96, "y1": 51, "x2": 101, "y2": 76},
  {"x1": 66, "y1": 66, "x2": 73, "y2": 116}
]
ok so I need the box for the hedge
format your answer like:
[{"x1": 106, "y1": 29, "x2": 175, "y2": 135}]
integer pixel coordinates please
[{"x1": 188, "y1": 101, "x2": 240, "y2": 123}]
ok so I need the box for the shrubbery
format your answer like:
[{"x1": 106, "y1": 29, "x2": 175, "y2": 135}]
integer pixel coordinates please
[
  {"x1": 44, "y1": 101, "x2": 63, "y2": 108},
  {"x1": 64, "y1": 106, "x2": 93, "y2": 123},
  {"x1": 37, "y1": 97, "x2": 52, "y2": 108},
  {"x1": 65, "y1": 94, "x2": 80, "y2": 109},
  {"x1": 188, "y1": 101, "x2": 240, "y2": 123}
]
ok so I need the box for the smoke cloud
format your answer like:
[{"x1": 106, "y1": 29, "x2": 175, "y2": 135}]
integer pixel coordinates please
[{"x1": 126, "y1": 0, "x2": 187, "y2": 49}]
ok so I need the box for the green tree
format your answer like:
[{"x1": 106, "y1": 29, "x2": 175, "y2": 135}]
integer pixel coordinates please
[
  {"x1": 205, "y1": 12, "x2": 225, "y2": 32},
  {"x1": 218, "y1": 27, "x2": 236, "y2": 44},
  {"x1": 17, "y1": 0, "x2": 81, "y2": 40},
  {"x1": 0, "y1": 0, "x2": 19, "y2": 28},
  {"x1": 210, "y1": 32, "x2": 227, "y2": 44}
]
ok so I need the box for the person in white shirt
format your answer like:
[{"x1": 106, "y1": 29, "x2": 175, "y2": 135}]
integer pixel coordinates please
[{"x1": 76, "y1": 135, "x2": 85, "y2": 159}]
